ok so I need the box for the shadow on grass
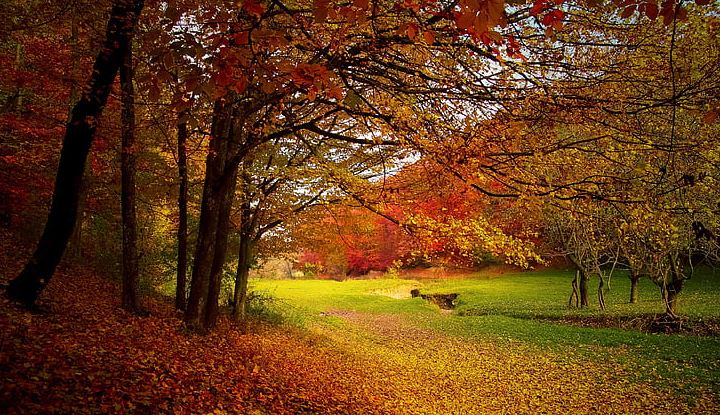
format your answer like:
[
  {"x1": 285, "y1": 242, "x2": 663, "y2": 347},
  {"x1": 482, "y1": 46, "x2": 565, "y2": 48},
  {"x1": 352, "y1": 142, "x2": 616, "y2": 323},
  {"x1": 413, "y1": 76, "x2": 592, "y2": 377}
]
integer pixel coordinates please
[{"x1": 458, "y1": 308, "x2": 720, "y2": 336}]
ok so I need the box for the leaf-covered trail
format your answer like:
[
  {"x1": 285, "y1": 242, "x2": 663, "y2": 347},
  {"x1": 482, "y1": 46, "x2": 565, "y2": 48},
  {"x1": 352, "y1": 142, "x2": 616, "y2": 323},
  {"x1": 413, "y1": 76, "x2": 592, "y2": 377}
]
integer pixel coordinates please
[
  {"x1": 1, "y1": 267, "x2": 718, "y2": 414},
  {"x1": 313, "y1": 309, "x2": 719, "y2": 414}
]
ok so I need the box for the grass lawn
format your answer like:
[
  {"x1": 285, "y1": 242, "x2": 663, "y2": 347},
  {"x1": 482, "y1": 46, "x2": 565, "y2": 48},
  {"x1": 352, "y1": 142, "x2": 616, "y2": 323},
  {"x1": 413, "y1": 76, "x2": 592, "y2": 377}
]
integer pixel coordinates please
[{"x1": 252, "y1": 268, "x2": 720, "y2": 398}]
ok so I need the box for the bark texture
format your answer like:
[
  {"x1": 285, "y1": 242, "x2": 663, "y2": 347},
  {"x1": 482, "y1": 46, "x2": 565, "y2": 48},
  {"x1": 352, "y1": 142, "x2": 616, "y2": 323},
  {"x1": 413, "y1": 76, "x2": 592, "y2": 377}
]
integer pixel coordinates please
[
  {"x1": 184, "y1": 100, "x2": 241, "y2": 332},
  {"x1": 202, "y1": 167, "x2": 238, "y2": 329}
]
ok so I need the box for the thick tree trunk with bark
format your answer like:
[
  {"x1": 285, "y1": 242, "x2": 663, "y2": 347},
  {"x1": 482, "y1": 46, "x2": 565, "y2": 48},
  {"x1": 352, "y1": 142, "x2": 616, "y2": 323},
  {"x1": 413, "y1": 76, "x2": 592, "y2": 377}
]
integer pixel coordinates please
[
  {"x1": 185, "y1": 100, "x2": 240, "y2": 332},
  {"x1": 233, "y1": 245, "x2": 251, "y2": 319},
  {"x1": 202, "y1": 168, "x2": 238, "y2": 329},
  {"x1": 6, "y1": 0, "x2": 145, "y2": 307},
  {"x1": 629, "y1": 271, "x2": 641, "y2": 304},
  {"x1": 185, "y1": 112, "x2": 229, "y2": 330},
  {"x1": 120, "y1": 42, "x2": 141, "y2": 313},
  {"x1": 184, "y1": 189, "x2": 217, "y2": 329},
  {"x1": 665, "y1": 285, "x2": 680, "y2": 316},
  {"x1": 567, "y1": 254, "x2": 590, "y2": 308},
  {"x1": 66, "y1": 3, "x2": 85, "y2": 259},
  {"x1": 176, "y1": 112, "x2": 188, "y2": 311}
]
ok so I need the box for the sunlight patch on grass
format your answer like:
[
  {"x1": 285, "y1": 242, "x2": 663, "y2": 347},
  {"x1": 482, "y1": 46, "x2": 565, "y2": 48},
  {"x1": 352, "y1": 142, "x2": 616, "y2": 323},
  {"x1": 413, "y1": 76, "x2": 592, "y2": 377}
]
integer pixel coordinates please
[{"x1": 252, "y1": 268, "x2": 720, "y2": 397}]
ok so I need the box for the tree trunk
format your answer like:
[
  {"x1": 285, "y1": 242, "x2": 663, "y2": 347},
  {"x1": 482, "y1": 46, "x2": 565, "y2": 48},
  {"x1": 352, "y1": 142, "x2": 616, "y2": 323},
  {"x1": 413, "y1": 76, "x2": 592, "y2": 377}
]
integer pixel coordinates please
[
  {"x1": 120, "y1": 40, "x2": 141, "y2": 313},
  {"x1": 184, "y1": 185, "x2": 219, "y2": 330},
  {"x1": 6, "y1": 0, "x2": 145, "y2": 308},
  {"x1": 629, "y1": 271, "x2": 640, "y2": 304},
  {"x1": 202, "y1": 167, "x2": 238, "y2": 330},
  {"x1": 597, "y1": 273, "x2": 606, "y2": 311},
  {"x1": 579, "y1": 270, "x2": 590, "y2": 308},
  {"x1": 185, "y1": 116, "x2": 228, "y2": 331},
  {"x1": 66, "y1": 5, "x2": 87, "y2": 260},
  {"x1": 185, "y1": 100, "x2": 238, "y2": 332},
  {"x1": 175, "y1": 111, "x2": 188, "y2": 311},
  {"x1": 233, "y1": 203, "x2": 254, "y2": 320},
  {"x1": 233, "y1": 242, "x2": 252, "y2": 320},
  {"x1": 665, "y1": 285, "x2": 680, "y2": 316},
  {"x1": 569, "y1": 270, "x2": 579, "y2": 308},
  {"x1": 566, "y1": 254, "x2": 589, "y2": 308},
  {"x1": 665, "y1": 255, "x2": 684, "y2": 317}
]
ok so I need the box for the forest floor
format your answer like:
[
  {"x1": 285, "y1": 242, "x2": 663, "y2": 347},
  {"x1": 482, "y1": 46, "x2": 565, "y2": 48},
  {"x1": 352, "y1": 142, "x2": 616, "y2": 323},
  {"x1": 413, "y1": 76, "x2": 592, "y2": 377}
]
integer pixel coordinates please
[
  {"x1": 0, "y1": 269, "x2": 720, "y2": 414},
  {"x1": 2, "y1": 264, "x2": 720, "y2": 414}
]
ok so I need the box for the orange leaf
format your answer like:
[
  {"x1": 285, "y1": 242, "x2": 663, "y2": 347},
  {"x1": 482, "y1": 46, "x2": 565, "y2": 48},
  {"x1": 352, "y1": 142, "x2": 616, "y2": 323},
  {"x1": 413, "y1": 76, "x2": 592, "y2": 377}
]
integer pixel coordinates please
[
  {"x1": 456, "y1": 10, "x2": 476, "y2": 30},
  {"x1": 423, "y1": 30, "x2": 436, "y2": 44},
  {"x1": 487, "y1": 0, "x2": 505, "y2": 27},
  {"x1": 407, "y1": 23, "x2": 419, "y2": 41}
]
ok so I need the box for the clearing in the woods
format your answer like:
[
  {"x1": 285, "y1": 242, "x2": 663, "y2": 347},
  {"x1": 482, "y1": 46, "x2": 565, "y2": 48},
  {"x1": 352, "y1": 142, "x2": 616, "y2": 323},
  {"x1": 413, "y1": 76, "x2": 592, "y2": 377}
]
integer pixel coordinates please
[{"x1": 2, "y1": 266, "x2": 720, "y2": 414}]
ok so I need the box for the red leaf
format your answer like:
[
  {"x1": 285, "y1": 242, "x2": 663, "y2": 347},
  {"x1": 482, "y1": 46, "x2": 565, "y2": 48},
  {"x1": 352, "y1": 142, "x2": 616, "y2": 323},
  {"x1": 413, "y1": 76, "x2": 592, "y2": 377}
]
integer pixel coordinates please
[
  {"x1": 242, "y1": 0, "x2": 265, "y2": 18},
  {"x1": 645, "y1": 2, "x2": 659, "y2": 20},
  {"x1": 660, "y1": 0, "x2": 676, "y2": 25},
  {"x1": 541, "y1": 13, "x2": 554, "y2": 26},
  {"x1": 234, "y1": 32, "x2": 249, "y2": 45},
  {"x1": 620, "y1": 5, "x2": 636, "y2": 18},
  {"x1": 423, "y1": 30, "x2": 436, "y2": 44}
]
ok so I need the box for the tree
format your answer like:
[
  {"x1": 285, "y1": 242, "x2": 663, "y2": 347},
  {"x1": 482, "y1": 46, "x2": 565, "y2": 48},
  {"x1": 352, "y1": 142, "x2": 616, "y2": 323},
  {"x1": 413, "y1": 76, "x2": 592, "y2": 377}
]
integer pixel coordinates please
[
  {"x1": 176, "y1": 110, "x2": 189, "y2": 311},
  {"x1": 120, "y1": 33, "x2": 142, "y2": 313},
  {"x1": 230, "y1": 139, "x2": 332, "y2": 319},
  {"x1": 184, "y1": 98, "x2": 241, "y2": 332},
  {"x1": 6, "y1": 0, "x2": 145, "y2": 307}
]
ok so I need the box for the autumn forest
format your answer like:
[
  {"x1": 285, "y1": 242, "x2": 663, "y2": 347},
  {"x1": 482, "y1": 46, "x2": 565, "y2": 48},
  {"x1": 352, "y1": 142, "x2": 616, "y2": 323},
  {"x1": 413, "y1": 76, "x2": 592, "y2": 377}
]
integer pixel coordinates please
[{"x1": 1, "y1": 0, "x2": 720, "y2": 413}]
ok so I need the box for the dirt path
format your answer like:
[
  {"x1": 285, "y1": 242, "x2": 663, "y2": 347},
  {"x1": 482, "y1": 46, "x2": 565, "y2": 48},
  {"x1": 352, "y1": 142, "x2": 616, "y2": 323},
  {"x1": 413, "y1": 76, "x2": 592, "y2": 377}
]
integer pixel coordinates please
[{"x1": 313, "y1": 309, "x2": 718, "y2": 414}]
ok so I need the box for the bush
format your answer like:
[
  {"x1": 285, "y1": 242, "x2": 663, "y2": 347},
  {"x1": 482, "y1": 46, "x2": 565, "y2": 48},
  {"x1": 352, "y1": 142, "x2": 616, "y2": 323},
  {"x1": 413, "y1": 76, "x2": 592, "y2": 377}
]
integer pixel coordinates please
[{"x1": 245, "y1": 290, "x2": 305, "y2": 327}]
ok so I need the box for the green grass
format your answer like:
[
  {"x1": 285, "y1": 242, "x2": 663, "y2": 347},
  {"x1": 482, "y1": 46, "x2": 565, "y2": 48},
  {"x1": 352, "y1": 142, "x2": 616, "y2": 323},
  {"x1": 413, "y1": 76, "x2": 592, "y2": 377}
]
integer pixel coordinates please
[
  {"x1": 252, "y1": 268, "x2": 720, "y2": 394},
  {"x1": 252, "y1": 267, "x2": 720, "y2": 323},
  {"x1": 250, "y1": 278, "x2": 430, "y2": 315}
]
